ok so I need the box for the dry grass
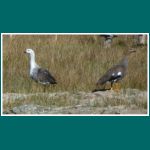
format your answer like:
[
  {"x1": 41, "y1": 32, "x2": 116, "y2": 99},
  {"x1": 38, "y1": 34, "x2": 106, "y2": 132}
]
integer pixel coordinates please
[
  {"x1": 3, "y1": 35, "x2": 147, "y2": 93},
  {"x1": 3, "y1": 89, "x2": 147, "y2": 114}
]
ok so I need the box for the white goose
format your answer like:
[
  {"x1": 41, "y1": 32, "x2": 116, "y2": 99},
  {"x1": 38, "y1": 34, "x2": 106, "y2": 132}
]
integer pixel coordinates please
[{"x1": 24, "y1": 49, "x2": 57, "y2": 91}]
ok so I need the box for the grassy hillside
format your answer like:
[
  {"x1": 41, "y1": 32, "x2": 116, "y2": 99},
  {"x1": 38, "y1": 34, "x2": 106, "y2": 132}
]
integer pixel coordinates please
[{"x1": 3, "y1": 35, "x2": 147, "y2": 93}]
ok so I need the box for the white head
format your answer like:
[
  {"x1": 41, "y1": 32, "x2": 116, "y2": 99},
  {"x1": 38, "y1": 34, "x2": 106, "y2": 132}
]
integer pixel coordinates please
[
  {"x1": 24, "y1": 48, "x2": 36, "y2": 63},
  {"x1": 24, "y1": 49, "x2": 35, "y2": 55}
]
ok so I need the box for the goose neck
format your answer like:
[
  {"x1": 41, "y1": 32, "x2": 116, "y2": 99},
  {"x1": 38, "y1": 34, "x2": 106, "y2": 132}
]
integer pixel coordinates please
[{"x1": 29, "y1": 52, "x2": 38, "y2": 70}]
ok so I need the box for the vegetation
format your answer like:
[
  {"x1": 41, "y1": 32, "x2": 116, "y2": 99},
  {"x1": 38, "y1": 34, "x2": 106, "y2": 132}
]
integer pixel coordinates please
[
  {"x1": 3, "y1": 89, "x2": 147, "y2": 114},
  {"x1": 3, "y1": 35, "x2": 147, "y2": 93},
  {"x1": 2, "y1": 35, "x2": 148, "y2": 114}
]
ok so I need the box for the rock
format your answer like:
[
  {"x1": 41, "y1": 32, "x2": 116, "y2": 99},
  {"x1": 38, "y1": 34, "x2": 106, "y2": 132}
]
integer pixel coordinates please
[{"x1": 2, "y1": 89, "x2": 147, "y2": 115}]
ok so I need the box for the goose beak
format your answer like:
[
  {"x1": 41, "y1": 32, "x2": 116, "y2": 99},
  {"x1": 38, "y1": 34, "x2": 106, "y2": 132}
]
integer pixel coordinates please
[{"x1": 24, "y1": 51, "x2": 27, "y2": 53}]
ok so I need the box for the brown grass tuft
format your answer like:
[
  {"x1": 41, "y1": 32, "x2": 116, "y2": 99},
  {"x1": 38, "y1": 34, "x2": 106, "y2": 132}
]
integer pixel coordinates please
[{"x1": 3, "y1": 35, "x2": 147, "y2": 93}]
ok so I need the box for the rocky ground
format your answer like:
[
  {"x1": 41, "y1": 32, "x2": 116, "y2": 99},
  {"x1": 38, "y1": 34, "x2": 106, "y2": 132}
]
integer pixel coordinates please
[{"x1": 2, "y1": 89, "x2": 148, "y2": 115}]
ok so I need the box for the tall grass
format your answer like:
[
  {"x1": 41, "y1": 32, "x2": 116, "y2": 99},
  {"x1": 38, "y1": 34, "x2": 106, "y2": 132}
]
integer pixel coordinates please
[{"x1": 3, "y1": 35, "x2": 147, "y2": 93}]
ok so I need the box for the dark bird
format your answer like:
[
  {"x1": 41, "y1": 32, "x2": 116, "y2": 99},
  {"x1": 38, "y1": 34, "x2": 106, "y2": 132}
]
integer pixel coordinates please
[
  {"x1": 24, "y1": 49, "x2": 57, "y2": 92},
  {"x1": 92, "y1": 49, "x2": 136, "y2": 92},
  {"x1": 101, "y1": 34, "x2": 117, "y2": 48}
]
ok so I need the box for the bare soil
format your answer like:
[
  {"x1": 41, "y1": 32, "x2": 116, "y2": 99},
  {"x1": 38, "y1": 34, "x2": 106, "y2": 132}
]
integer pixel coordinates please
[{"x1": 2, "y1": 89, "x2": 147, "y2": 115}]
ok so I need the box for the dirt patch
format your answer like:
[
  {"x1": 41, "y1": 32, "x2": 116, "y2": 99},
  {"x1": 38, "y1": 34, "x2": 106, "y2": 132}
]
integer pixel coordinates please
[{"x1": 2, "y1": 89, "x2": 147, "y2": 115}]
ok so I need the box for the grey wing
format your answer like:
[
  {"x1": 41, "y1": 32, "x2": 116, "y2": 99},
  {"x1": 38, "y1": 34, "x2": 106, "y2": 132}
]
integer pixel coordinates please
[
  {"x1": 37, "y1": 68, "x2": 57, "y2": 84},
  {"x1": 97, "y1": 70, "x2": 113, "y2": 85},
  {"x1": 96, "y1": 65, "x2": 121, "y2": 85}
]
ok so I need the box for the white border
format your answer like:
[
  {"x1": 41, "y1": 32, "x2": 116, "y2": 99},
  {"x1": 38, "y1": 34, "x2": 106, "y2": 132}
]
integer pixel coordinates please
[{"x1": 1, "y1": 33, "x2": 149, "y2": 117}]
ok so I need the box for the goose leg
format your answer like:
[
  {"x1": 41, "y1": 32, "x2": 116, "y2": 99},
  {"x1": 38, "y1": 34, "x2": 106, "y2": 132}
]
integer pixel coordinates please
[
  {"x1": 111, "y1": 82, "x2": 119, "y2": 91},
  {"x1": 43, "y1": 86, "x2": 46, "y2": 93},
  {"x1": 117, "y1": 83, "x2": 121, "y2": 91},
  {"x1": 114, "y1": 82, "x2": 121, "y2": 92},
  {"x1": 110, "y1": 82, "x2": 114, "y2": 90}
]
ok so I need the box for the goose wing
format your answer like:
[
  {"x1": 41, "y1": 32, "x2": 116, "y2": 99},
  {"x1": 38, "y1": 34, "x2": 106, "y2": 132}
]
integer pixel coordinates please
[
  {"x1": 37, "y1": 68, "x2": 57, "y2": 84},
  {"x1": 97, "y1": 65, "x2": 124, "y2": 85}
]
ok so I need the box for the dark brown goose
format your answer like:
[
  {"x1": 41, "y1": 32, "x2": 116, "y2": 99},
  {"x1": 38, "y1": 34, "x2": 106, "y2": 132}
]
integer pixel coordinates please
[{"x1": 92, "y1": 49, "x2": 136, "y2": 92}]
